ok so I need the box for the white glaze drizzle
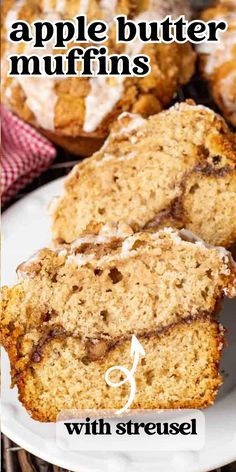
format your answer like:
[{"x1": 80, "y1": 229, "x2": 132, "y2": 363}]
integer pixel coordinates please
[
  {"x1": 83, "y1": 76, "x2": 124, "y2": 133},
  {"x1": 5, "y1": 0, "x2": 25, "y2": 39},
  {"x1": 99, "y1": 222, "x2": 133, "y2": 238},
  {"x1": 117, "y1": 112, "x2": 145, "y2": 134},
  {"x1": 100, "y1": 0, "x2": 117, "y2": 23},
  {"x1": 83, "y1": 5, "x2": 157, "y2": 133},
  {"x1": 4, "y1": 3, "x2": 62, "y2": 131},
  {"x1": 65, "y1": 227, "x2": 235, "y2": 292},
  {"x1": 25, "y1": 11, "x2": 61, "y2": 130},
  {"x1": 172, "y1": 102, "x2": 214, "y2": 115},
  {"x1": 83, "y1": 0, "x2": 190, "y2": 132},
  {"x1": 56, "y1": 0, "x2": 66, "y2": 13},
  {"x1": 17, "y1": 252, "x2": 40, "y2": 279},
  {"x1": 197, "y1": 7, "x2": 236, "y2": 76},
  {"x1": 17, "y1": 73, "x2": 57, "y2": 130},
  {"x1": 71, "y1": 234, "x2": 110, "y2": 248},
  {"x1": 78, "y1": 0, "x2": 90, "y2": 15},
  {"x1": 197, "y1": 30, "x2": 236, "y2": 75},
  {"x1": 17, "y1": 14, "x2": 60, "y2": 132},
  {"x1": 149, "y1": 0, "x2": 191, "y2": 20},
  {"x1": 65, "y1": 223, "x2": 133, "y2": 259},
  {"x1": 43, "y1": 0, "x2": 52, "y2": 11},
  {"x1": 83, "y1": 2, "x2": 154, "y2": 133},
  {"x1": 67, "y1": 253, "x2": 95, "y2": 266},
  {"x1": 211, "y1": 11, "x2": 236, "y2": 28}
]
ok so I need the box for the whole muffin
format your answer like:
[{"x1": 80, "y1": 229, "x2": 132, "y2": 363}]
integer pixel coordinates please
[
  {"x1": 1, "y1": 0, "x2": 196, "y2": 155},
  {"x1": 197, "y1": 0, "x2": 236, "y2": 127}
]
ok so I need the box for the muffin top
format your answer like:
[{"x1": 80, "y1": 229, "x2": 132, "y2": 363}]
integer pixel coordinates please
[
  {"x1": 51, "y1": 101, "x2": 236, "y2": 247},
  {"x1": 1, "y1": 0, "x2": 195, "y2": 138},
  {"x1": 197, "y1": 0, "x2": 236, "y2": 126}
]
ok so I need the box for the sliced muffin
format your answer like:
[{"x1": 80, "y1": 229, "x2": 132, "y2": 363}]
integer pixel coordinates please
[
  {"x1": 51, "y1": 101, "x2": 236, "y2": 247},
  {"x1": 2, "y1": 226, "x2": 236, "y2": 421}
]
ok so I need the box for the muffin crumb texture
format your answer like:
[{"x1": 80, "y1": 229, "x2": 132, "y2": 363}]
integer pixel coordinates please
[
  {"x1": 52, "y1": 102, "x2": 236, "y2": 247},
  {"x1": 2, "y1": 227, "x2": 236, "y2": 421}
]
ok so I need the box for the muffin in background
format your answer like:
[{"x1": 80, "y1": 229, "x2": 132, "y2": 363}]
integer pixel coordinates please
[
  {"x1": 197, "y1": 0, "x2": 236, "y2": 127},
  {"x1": 1, "y1": 0, "x2": 196, "y2": 155}
]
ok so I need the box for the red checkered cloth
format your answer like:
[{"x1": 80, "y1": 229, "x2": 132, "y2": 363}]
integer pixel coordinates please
[{"x1": 1, "y1": 105, "x2": 57, "y2": 206}]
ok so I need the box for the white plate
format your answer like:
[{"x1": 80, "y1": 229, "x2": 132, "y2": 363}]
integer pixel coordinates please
[{"x1": 2, "y1": 178, "x2": 236, "y2": 472}]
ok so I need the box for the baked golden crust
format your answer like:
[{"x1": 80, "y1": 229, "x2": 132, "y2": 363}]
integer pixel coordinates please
[
  {"x1": 51, "y1": 101, "x2": 236, "y2": 247},
  {"x1": 1, "y1": 0, "x2": 196, "y2": 155},
  {"x1": 1, "y1": 227, "x2": 236, "y2": 421},
  {"x1": 197, "y1": 0, "x2": 236, "y2": 127},
  {"x1": 14, "y1": 319, "x2": 225, "y2": 421}
]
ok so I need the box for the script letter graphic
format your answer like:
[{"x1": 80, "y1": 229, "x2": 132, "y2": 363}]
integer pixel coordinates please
[{"x1": 104, "y1": 335, "x2": 145, "y2": 415}]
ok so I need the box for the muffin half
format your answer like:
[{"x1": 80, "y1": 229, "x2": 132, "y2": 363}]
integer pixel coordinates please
[
  {"x1": 51, "y1": 101, "x2": 236, "y2": 247},
  {"x1": 2, "y1": 226, "x2": 236, "y2": 421}
]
